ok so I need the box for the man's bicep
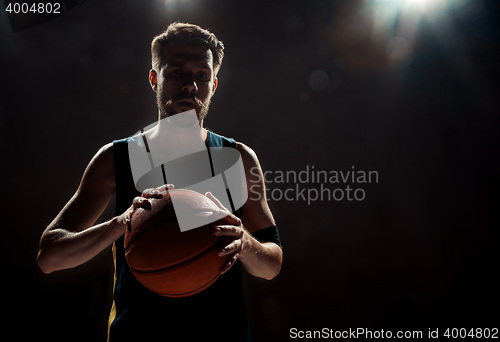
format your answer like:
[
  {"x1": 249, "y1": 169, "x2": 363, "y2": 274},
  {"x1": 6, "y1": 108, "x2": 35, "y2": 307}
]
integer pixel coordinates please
[
  {"x1": 49, "y1": 143, "x2": 116, "y2": 232},
  {"x1": 238, "y1": 142, "x2": 276, "y2": 233}
]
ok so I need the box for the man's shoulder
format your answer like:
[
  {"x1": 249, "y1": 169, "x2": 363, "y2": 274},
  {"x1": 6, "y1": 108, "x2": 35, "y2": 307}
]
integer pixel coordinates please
[
  {"x1": 206, "y1": 130, "x2": 261, "y2": 172},
  {"x1": 94, "y1": 141, "x2": 115, "y2": 163},
  {"x1": 111, "y1": 135, "x2": 144, "y2": 159},
  {"x1": 78, "y1": 141, "x2": 116, "y2": 190},
  {"x1": 235, "y1": 141, "x2": 262, "y2": 172},
  {"x1": 207, "y1": 130, "x2": 236, "y2": 148},
  {"x1": 112, "y1": 135, "x2": 135, "y2": 147},
  {"x1": 235, "y1": 141, "x2": 255, "y2": 157}
]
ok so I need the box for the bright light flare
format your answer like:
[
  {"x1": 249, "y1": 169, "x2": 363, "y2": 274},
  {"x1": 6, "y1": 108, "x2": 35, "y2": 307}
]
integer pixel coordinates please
[
  {"x1": 404, "y1": 0, "x2": 447, "y2": 13},
  {"x1": 405, "y1": 0, "x2": 435, "y2": 7},
  {"x1": 352, "y1": 0, "x2": 468, "y2": 70},
  {"x1": 368, "y1": 0, "x2": 455, "y2": 16}
]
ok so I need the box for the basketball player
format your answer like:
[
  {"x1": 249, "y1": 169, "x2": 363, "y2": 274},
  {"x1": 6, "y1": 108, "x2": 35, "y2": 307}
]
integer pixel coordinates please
[{"x1": 37, "y1": 22, "x2": 283, "y2": 341}]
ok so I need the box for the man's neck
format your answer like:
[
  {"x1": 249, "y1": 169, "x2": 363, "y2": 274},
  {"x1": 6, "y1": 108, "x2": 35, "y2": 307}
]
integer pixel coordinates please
[
  {"x1": 140, "y1": 110, "x2": 208, "y2": 166},
  {"x1": 153, "y1": 111, "x2": 207, "y2": 142}
]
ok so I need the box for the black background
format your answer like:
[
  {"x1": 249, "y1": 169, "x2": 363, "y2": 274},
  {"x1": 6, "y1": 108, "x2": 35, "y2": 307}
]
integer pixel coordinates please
[{"x1": 1, "y1": 0, "x2": 498, "y2": 341}]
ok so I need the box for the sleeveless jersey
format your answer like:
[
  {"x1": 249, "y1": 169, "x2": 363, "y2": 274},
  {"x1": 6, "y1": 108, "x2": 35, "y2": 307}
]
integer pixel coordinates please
[{"x1": 108, "y1": 130, "x2": 251, "y2": 342}]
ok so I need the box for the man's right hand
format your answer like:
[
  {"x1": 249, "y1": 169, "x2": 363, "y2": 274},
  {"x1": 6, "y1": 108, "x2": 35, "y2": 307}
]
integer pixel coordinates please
[{"x1": 121, "y1": 184, "x2": 175, "y2": 226}]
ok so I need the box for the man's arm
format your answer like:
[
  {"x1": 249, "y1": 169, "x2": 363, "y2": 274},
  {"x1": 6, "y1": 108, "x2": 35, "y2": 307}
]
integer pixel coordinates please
[
  {"x1": 209, "y1": 142, "x2": 283, "y2": 280},
  {"x1": 37, "y1": 143, "x2": 127, "y2": 274}
]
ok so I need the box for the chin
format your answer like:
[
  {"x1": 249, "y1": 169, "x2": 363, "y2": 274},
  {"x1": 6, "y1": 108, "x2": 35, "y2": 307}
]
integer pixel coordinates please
[{"x1": 160, "y1": 108, "x2": 204, "y2": 124}]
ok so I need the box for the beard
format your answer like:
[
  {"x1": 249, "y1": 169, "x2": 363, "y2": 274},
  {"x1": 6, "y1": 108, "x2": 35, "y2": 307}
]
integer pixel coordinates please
[{"x1": 157, "y1": 89, "x2": 211, "y2": 123}]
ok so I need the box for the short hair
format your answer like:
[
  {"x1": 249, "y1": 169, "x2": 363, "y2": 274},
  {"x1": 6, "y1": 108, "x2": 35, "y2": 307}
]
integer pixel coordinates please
[{"x1": 151, "y1": 22, "x2": 225, "y2": 75}]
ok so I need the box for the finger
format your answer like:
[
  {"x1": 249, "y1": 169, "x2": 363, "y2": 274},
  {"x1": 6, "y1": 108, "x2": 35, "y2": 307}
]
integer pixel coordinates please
[
  {"x1": 214, "y1": 225, "x2": 243, "y2": 237},
  {"x1": 220, "y1": 252, "x2": 239, "y2": 275},
  {"x1": 210, "y1": 209, "x2": 241, "y2": 226},
  {"x1": 218, "y1": 239, "x2": 242, "y2": 256},
  {"x1": 143, "y1": 188, "x2": 159, "y2": 198},
  {"x1": 123, "y1": 206, "x2": 134, "y2": 231},
  {"x1": 204, "y1": 192, "x2": 241, "y2": 225},
  {"x1": 132, "y1": 196, "x2": 151, "y2": 209},
  {"x1": 156, "y1": 184, "x2": 174, "y2": 194},
  {"x1": 205, "y1": 192, "x2": 228, "y2": 211},
  {"x1": 210, "y1": 209, "x2": 240, "y2": 225},
  {"x1": 123, "y1": 207, "x2": 133, "y2": 224},
  {"x1": 219, "y1": 212, "x2": 241, "y2": 226},
  {"x1": 142, "y1": 184, "x2": 174, "y2": 199},
  {"x1": 141, "y1": 188, "x2": 162, "y2": 198}
]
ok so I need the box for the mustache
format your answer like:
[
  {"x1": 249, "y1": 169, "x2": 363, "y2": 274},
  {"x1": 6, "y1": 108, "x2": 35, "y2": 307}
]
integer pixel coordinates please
[
  {"x1": 169, "y1": 92, "x2": 204, "y2": 107},
  {"x1": 158, "y1": 91, "x2": 211, "y2": 121}
]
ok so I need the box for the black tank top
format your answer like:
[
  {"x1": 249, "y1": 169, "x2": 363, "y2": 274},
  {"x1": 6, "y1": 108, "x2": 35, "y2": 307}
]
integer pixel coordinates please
[{"x1": 108, "y1": 130, "x2": 251, "y2": 342}]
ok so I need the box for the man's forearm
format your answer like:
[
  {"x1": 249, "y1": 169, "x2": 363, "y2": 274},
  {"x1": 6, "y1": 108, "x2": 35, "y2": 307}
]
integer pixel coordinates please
[
  {"x1": 238, "y1": 235, "x2": 283, "y2": 280},
  {"x1": 37, "y1": 216, "x2": 126, "y2": 274}
]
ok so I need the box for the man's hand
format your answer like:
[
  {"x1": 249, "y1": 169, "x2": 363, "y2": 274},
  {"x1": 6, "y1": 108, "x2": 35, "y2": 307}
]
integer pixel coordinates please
[
  {"x1": 205, "y1": 192, "x2": 248, "y2": 274},
  {"x1": 206, "y1": 191, "x2": 282, "y2": 279},
  {"x1": 120, "y1": 184, "x2": 174, "y2": 226}
]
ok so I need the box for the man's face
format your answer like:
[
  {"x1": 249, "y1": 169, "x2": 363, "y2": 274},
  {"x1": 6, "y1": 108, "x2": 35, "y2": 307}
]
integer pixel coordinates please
[{"x1": 151, "y1": 41, "x2": 218, "y2": 122}]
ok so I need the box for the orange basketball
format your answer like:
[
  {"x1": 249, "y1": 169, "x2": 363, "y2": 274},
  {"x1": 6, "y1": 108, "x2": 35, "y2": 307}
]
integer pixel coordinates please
[{"x1": 124, "y1": 189, "x2": 230, "y2": 297}]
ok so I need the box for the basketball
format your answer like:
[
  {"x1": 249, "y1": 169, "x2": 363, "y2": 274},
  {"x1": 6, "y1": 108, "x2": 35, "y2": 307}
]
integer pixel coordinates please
[{"x1": 124, "y1": 189, "x2": 231, "y2": 297}]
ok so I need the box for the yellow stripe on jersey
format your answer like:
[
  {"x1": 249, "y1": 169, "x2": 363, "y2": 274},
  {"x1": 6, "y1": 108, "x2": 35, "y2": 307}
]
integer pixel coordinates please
[{"x1": 107, "y1": 242, "x2": 118, "y2": 342}]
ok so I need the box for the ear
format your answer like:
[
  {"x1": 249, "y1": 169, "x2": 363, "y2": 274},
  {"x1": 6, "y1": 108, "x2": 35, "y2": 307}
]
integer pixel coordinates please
[
  {"x1": 211, "y1": 77, "x2": 218, "y2": 94},
  {"x1": 149, "y1": 69, "x2": 158, "y2": 92}
]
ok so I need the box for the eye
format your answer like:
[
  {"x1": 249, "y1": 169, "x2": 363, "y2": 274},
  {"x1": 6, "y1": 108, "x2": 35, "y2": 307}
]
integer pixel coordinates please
[
  {"x1": 169, "y1": 69, "x2": 183, "y2": 76},
  {"x1": 197, "y1": 72, "x2": 209, "y2": 81}
]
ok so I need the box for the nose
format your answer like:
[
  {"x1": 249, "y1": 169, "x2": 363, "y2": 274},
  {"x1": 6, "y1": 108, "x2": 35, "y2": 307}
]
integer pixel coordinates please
[{"x1": 182, "y1": 74, "x2": 198, "y2": 94}]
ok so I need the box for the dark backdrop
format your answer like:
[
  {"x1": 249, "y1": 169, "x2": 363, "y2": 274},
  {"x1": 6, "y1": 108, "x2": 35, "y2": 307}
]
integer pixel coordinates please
[{"x1": 1, "y1": 0, "x2": 498, "y2": 341}]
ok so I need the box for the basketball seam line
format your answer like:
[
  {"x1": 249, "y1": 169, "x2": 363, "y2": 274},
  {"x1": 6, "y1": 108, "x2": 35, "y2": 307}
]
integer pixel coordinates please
[
  {"x1": 128, "y1": 239, "x2": 224, "y2": 274},
  {"x1": 124, "y1": 214, "x2": 176, "y2": 252}
]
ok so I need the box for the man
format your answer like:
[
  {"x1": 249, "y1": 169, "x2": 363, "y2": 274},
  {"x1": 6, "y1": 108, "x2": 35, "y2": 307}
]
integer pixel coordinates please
[{"x1": 37, "y1": 22, "x2": 283, "y2": 341}]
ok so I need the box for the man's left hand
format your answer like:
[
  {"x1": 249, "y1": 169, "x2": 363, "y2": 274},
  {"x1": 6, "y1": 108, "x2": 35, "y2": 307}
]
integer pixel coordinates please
[{"x1": 205, "y1": 192, "x2": 250, "y2": 274}]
